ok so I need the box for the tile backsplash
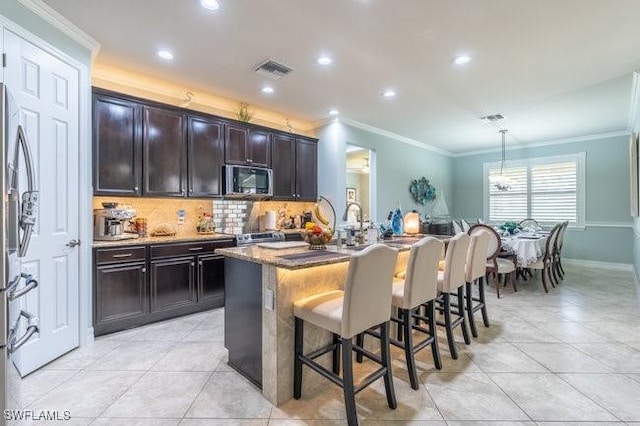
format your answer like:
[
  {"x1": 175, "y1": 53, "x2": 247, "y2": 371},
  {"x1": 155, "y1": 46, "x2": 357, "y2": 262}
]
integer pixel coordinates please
[{"x1": 93, "y1": 197, "x2": 316, "y2": 236}]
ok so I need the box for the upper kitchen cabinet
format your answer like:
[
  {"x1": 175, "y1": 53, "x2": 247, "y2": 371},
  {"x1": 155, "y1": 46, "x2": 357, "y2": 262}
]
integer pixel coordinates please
[
  {"x1": 272, "y1": 134, "x2": 318, "y2": 201},
  {"x1": 224, "y1": 124, "x2": 271, "y2": 167},
  {"x1": 142, "y1": 106, "x2": 187, "y2": 197},
  {"x1": 188, "y1": 115, "x2": 225, "y2": 197},
  {"x1": 93, "y1": 91, "x2": 142, "y2": 196}
]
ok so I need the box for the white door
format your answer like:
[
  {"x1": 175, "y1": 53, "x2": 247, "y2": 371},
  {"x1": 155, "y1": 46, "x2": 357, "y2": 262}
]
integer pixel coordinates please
[{"x1": 3, "y1": 29, "x2": 80, "y2": 376}]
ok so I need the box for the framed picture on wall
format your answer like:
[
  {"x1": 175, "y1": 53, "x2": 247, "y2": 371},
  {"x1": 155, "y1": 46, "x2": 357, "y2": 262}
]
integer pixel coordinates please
[
  {"x1": 630, "y1": 132, "x2": 639, "y2": 217},
  {"x1": 346, "y1": 187, "x2": 357, "y2": 203}
]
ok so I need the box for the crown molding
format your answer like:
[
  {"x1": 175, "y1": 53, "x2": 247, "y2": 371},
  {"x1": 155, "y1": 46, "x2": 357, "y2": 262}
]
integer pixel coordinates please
[
  {"x1": 17, "y1": 0, "x2": 101, "y2": 60},
  {"x1": 453, "y1": 130, "x2": 631, "y2": 157}
]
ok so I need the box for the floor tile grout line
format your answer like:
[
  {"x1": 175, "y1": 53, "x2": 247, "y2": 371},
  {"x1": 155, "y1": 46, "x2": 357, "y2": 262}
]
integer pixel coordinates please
[
  {"x1": 476, "y1": 370, "x2": 535, "y2": 422},
  {"x1": 551, "y1": 371, "x2": 626, "y2": 422},
  {"x1": 20, "y1": 368, "x2": 84, "y2": 410},
  {"x1": 178, "y1": 370, "x2": 215, "y2": 420},
  {"x1": 91, "y1": 368, "x2": 153, "y2": 419}
]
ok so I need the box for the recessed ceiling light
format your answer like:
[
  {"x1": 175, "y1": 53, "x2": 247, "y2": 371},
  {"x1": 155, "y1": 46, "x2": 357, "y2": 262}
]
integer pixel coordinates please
[
  {"x1": 382, "y1": 89, "x2": 396, "y2": 98},
  {"x1": 200, "y1": 0, "x2": 220, "y2": 10},
  {"x1": 317, "y1": 56, "x2": 332, "y2": 65},
  {"x1": 157, "y1": 50, "x2": 174, "y2": 60},
  {"x1": 453, "y1": 55, "x2": 471, "y2": 65},
  {"x1": 261, "y1": 86, "x2": 274, "y2": 94},
  {"x1": 328, "y1": 109, "x2": 339, "y2": 116}
]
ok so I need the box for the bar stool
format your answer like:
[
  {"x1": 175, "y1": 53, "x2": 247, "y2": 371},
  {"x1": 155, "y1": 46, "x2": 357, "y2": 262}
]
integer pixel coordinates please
[
  {"x1": 293, "y1": 244, "x2": 399, "y2": 426},
  {"x1": 464, "y1": 231, "x2": 491, "y2": 338},
  {"x1": 435, "y1": 233, "x2": 471, "y2": 359},
  {"x1": 356, "y1": 237, "x2": 444, "y2": 390}
]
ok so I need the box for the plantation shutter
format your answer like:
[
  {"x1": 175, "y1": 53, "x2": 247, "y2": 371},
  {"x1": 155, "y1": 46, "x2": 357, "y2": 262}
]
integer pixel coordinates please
[
  {"x1": 531, "y1": 161, "x2": 577, "y2": 223},
  {"x1": 488, "y1": 166, "x2": 528, "y2": 222}
]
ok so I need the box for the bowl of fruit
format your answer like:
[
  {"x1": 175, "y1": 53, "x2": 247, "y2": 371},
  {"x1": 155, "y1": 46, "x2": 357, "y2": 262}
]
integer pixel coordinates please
[{"x1": 301, "y1": 222, "x2": 333, "y2": 250}]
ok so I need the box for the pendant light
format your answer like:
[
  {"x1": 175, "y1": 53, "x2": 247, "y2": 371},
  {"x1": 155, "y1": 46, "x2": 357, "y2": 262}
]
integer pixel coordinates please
[{"x1": 489, "y1": 129, "x2": 512, "y2": 191}]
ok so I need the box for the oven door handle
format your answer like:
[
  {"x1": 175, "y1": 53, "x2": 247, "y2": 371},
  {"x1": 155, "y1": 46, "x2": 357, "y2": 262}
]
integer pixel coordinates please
[{"x1": 7, "y1": 310, "x2": 39, "y2": 353}]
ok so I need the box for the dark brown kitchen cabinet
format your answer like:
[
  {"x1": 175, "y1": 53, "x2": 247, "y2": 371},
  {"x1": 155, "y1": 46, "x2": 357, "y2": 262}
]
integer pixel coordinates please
[
  {"x1": 224, "y1": 124, "x2": 271, "y2": 167},
  {"x1": 93, "y1": 246, "x2": 148, "y2": 336},
  {"x1": 271, "y1": 135, "x2": 317, "y2": 201},
  {"x1": 142, "y1": 106, "x2": 187, "y2": 197},
  {"x1": 271, "y1": 133, "x2": 296, "y2": 199},
  {"x1": 198, "y1": 254, "x2": 225, "y2": 306},
  {"x1": 93, "y1": 92, "x2": 142, "y2": 196},
  {"x1": 150, "y1": 256, "x2": 196, "y2": 313},
  {"x1": 188, "y1": 115, "x2": 225, "y2": 197},
  {"x1": 93, "y1": 239, "x2": 234, "y2": 336}
]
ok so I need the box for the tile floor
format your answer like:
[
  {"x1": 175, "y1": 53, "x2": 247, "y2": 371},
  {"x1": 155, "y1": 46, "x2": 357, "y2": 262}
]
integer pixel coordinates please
[{"x1": 8, "y1": 264, "x2": 640, "y2": 425}]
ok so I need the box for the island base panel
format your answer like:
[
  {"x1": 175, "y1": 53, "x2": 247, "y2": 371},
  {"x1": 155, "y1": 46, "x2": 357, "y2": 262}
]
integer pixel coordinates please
[{"x1": 224, "y1": 258, "x2": 263, "y2": 388}]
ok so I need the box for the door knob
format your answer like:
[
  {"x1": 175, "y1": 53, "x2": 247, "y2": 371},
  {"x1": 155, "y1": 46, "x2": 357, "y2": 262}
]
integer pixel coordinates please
[{"x1": 66, "y1": 239, "x2": 81, "y2": 248}]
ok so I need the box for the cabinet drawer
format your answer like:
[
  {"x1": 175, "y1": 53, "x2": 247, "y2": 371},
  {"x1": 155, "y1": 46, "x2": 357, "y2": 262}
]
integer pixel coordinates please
[
  {"x1": 150, "y1": 240, "x2": 234, "y2": 259},
  {"x1": 95, "y1": 246, "x2": 147, "y2": 265}
]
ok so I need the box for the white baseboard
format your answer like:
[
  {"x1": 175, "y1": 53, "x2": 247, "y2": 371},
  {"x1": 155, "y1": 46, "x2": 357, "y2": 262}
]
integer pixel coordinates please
[{"x1": 564, "y1": 258, "x2": 633, "y2": 272}]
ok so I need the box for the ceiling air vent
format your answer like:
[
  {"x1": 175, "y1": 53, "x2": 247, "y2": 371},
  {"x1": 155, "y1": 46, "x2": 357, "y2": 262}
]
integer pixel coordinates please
[
  {"x1": 254, "y1": 59, "x2": 293, "y2": 80},
  {"x1": 480, "y1": 113, "x2": 505, "y2": 122}
]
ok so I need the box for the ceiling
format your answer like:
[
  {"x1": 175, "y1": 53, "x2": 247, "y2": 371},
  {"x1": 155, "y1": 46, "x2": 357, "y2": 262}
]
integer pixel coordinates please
[{"x1": 45, "y1": 0, "x2": 640, "y2": 153}]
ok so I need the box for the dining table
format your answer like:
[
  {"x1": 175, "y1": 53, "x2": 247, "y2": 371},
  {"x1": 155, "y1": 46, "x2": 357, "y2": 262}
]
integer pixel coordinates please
[{"x1": 500, "y1": 232, "x2": 548, "y2": 268}]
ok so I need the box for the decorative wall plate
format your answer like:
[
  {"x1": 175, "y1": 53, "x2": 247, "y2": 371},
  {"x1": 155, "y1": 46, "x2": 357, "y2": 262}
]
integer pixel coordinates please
[{"x1": 409, "y1": 177, "x2": 436, "y2": 205}]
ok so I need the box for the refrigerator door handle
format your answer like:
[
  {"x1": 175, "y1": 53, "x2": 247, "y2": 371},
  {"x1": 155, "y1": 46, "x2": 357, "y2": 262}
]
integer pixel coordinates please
[
  {"x1": 7, "y1": 309, "x2": 39, "y2": 354},
  {"x1": 6, "y1": 273, "x2": 38, "y2": 301},
  {"x1": 14, "y1": 125, "x2": 39, "y2": 258}
]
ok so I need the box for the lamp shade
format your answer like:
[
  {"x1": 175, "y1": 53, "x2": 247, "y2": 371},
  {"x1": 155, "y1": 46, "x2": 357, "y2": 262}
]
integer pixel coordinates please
[{"x1": 404, "y1": 211, "x2": 421, "y2": 234}]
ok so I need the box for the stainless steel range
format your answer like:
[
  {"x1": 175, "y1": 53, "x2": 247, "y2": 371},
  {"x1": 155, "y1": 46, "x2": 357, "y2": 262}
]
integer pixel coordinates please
[{"x1": 235, "y1": 231, "x2": 285, "y2": 246}]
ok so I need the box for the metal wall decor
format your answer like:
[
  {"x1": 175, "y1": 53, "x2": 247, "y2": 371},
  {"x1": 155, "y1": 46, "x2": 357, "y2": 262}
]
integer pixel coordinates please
[{"x1": 409, "y1": 177, "x2": 436, "y2": 205}]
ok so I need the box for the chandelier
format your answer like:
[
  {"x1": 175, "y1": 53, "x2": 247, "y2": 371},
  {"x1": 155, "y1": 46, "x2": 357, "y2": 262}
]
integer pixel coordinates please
[{"x1": 489, "y1": 129, "x2": 512, "y2": 191}]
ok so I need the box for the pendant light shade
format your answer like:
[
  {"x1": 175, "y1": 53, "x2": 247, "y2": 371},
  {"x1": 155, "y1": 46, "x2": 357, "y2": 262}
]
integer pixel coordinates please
[{"x1": 489, "y1": 129, "x2": 512, "y2": 191}]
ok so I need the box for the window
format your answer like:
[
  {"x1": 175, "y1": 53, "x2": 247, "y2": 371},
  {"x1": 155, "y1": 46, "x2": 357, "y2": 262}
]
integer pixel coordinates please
[{"x1": 483, "y1": 153, "x2": 585, "y2": 227}]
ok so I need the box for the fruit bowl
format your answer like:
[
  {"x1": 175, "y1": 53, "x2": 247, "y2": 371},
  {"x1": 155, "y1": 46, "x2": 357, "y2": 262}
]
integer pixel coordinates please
[{"x1": 301, "y1": 226, "x2": 333, "y2": 250}]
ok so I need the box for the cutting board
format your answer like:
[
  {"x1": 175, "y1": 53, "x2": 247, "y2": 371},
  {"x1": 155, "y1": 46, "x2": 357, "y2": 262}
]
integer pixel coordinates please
[{"x1": 256, "y1": 241, "x2": 309, "y2": 250}]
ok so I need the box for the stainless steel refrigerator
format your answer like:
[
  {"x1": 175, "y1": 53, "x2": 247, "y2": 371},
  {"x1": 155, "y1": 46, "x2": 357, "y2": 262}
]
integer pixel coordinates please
[{"x1": 0, "y1": 82, "x2": 40, "y2": 418}]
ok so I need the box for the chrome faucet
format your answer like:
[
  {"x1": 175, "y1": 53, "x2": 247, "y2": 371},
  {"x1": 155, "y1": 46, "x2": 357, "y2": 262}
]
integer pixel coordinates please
[{"x1": 342, "y1": 202, "x2": 365, "y2": 244}]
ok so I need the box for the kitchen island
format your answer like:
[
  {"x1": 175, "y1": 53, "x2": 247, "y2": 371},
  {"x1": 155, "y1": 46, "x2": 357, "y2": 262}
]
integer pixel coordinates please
[{"x1": 217, "y1": 236, "x2": 442, "y2": 405}]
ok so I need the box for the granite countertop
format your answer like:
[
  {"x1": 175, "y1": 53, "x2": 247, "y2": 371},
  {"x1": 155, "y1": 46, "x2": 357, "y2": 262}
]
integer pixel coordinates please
[
  {"x1": 92, "y1": 233, "x2": 236, "y2": 248},
  {"x1": 216, "y1": 235, "x2": 449, "y2": 270}
]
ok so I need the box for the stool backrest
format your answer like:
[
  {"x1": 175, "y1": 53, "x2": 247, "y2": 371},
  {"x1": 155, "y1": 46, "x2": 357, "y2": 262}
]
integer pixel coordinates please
[
  {"x1": 402, "y1": 237, "x2": 444, "y2": 309},
  {"x1": 342, "y1": 244, "x2": 399, "y2": 338},
  {"x1": 452, "y1": 220, "x2": 463, "y2": 234},
  {"x1": 466, "y1": 230, "x2": 491, "y2": 282},
  {"x1": 461, "y1": 218, "x2": 471, "y2": 232},
  {"x1": 544, "y1": 222, "x2": 562, "y2": 261},
  {"x1": 440, "y1": 233, "x2": 470, "y2": 292}
]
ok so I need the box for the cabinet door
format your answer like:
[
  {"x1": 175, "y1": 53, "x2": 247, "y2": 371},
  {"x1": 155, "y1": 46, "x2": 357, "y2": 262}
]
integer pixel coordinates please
[
  {"x1": 150, "y1": 257, "x2": 196, "y2": 312},
  {"x1": 225, "y1": 124, "x2": 249, "y2": 165},
  {"x1": 93, "y1": 93, "x2": 141, "y2": 195},
  {"x1": 94, "y1": 262, "x2": 147, "y2": 327},
  {"x1": 248, "y1": 130, "x2": 271, "y2": 167},
  {"x1": 143, "y1": 106, "x2": 187, "y2": 197},
  {"x1": 198, "y1": 254, "x2": 225, "y2": 306},
  {"x1": 295, "y1": 138, "x2": 318, "y2": 201},
  {"x1": 188, "y1": 115, "x2": 224, "y2": 197},
  {"x1": 271, "y1": 133, "x2": 296, "y2": 200}
]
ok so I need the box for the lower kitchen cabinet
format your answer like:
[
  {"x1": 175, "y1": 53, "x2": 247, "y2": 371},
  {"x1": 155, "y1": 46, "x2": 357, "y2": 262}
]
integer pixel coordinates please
[
  {"x1": 150, "y1": 256, "x2": 196, "y2": 313},
  {"x1": 93, "y1": 238, "x2": 234, "y2": 336}
]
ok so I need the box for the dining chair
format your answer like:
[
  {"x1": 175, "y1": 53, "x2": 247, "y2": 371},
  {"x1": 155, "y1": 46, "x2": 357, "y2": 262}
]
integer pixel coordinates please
[
  {"x1": 452, "y1": 220, "x2": 463, "y2": 234},
  {"x1": 518, "y1": 218, "x2": 539, "y2": 229},
  {"x1": 357, "y1": 237, "x2": 444, "y2": 390},
  {"x1": 553, "y1": 221, "x2": 568, "y2": 281},
  {"x1": 293, "y1": 244, "x2": 399, "y2": 426},
  {"x1": 460, "y1": 218, "x2": 471, "y2": 232},
  {"x1": 464, "y1": 230, "x2": 492, "y2": 337},
  {"x1": 527, "y1": 223, "x2": 562, "y2": 293},
  {"x1": 468, "y1": 224, "x2": 516, "y2": 298},
  {"x1": 435, "y1": 232, "x2": 471, "y2": 359}
]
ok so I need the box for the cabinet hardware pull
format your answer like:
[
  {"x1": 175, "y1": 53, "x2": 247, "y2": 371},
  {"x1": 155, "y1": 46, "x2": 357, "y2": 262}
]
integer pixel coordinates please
[
  {"x1": 188, "y1": 247, "x2": 204, "y2": 251},
  {"x1": 142, "y1": 267, "x2": 146, "y2": 273},
  {"x1": 199, "y1": 261, "x2": 203, "y2": 266},
  {"x1": 134, "y1": 186, "x2": 139, "y2": 191},
  {"x1": 112, "y1": 253, "x2": 133, "y2": 258},
  {"x1": 191, "y1": 262, "x2": 195, "y2": 266}
]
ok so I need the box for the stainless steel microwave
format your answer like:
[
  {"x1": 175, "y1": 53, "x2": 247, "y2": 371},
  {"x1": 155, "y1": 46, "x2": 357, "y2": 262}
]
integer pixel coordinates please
[{"x1": 224, "y1": 165, "x2": 273, "y2": 198}]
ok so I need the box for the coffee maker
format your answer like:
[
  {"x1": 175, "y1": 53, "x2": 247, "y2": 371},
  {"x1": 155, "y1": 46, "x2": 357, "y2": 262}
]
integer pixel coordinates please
[{"x1": 94, "y1": 202, "x2": 138, "y2": 241}]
